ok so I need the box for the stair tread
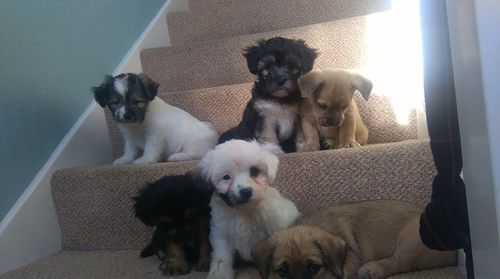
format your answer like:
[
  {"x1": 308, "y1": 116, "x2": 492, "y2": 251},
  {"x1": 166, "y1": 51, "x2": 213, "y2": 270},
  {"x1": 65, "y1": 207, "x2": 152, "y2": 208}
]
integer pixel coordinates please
[
  {"x1": 105, "y1": 82, "x2": 418, "y2": 160},
  {"x1": 0, "y1": 250, "x2": 463, "y2": 279},
  {"x1": 167, "y1": 0, "x2": 391, "y2": 44},
  {"x1": 142, "y1": 15, "x2": 371, "y2": 92},
  {"x1": 53, "y1": 140, "x2": 434, "y2": 250}
]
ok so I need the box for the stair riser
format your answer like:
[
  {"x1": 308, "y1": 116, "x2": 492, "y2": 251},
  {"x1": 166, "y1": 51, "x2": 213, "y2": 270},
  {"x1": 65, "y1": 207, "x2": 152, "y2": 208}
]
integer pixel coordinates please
[
  {"x1": 142, "y1": 16, "x2": 370, "y2": 92},
  {"x1": 52, "y1": 141, "x2": 434, "y2": 250},
  {"x1": 168, "y1": 0, "x2": 391, "y2": 45}
]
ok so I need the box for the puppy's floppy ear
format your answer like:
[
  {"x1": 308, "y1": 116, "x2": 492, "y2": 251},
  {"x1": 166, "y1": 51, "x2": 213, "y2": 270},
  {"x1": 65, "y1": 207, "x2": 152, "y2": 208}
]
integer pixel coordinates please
[
  {"x1": 243, "y1": 40, "x2": 266, "y2": 75},
  {"x1": 258, "y1": 143, "x2": 279, "y2": 182},
  {"x1": 313, "y1": 233, "x2": 346, "y2": 279},
  {"x1": 92, "y1": 75, "x2": 114, "y2": 107},
  {"x1": 137, "y1": 73, "x2": 160, "y2": 101},
  {"x1": 351, "y1": 73, "x2": 372, "y2": 101},
  {"x1": 298, "y1": 70, "x2": 324, "y2": 98},
  {"x1": 252, "y1": 238, "x2": 276, "y2": 279},
  {"x1": 295, "y1": 39, "x2": 318, "y2": 74}
]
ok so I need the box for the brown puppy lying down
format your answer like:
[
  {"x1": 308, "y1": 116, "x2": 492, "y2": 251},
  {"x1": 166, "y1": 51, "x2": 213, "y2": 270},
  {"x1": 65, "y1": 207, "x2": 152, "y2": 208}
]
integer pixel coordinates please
[
  {"x1": 298, "y1": 69, "x2": 372, "y2": 151},
  {"x1": 253, "y1": 200, "x2": 456, "y2": 279}
]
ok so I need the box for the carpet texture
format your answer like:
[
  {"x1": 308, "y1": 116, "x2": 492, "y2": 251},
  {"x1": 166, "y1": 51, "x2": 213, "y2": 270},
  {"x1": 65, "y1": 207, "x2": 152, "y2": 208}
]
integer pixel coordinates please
[
  {"x1": 105, "y1": 85, "x2": 418, "y2": 160},
  {"x1": 0, "y1": 250, "x2": 463, "y2": 279},
  {"x1": 167, "y1": 0, "x2": 391, "y2": 44},
  {"x1": 142, "y1": 15, "x2": 371, "y2": 92}
]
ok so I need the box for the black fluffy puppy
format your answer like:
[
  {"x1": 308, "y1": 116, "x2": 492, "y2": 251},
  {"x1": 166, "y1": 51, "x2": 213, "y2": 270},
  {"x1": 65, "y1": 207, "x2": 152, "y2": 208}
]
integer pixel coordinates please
[
  {"x1": 133, "y1": 174, "x2": 212, "y2": 275},
  {"x1": 218, "y1": 37, "x2": 317, "y2": 153}
]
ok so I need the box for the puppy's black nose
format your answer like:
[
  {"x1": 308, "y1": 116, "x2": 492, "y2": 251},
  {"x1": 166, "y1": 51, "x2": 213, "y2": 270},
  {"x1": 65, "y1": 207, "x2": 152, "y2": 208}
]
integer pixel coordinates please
[
  {"x1": 239, "y1": 188, "x2": 253, "y2": 200},
  {"x1": 326, "y1": 117, "x2": 339, "y2": 126},
  {"x1": 275, "y1": 78, "x2": 287, "y2": 86},
  {"x1": 123, "y1": 114, "x2": 133, "y2": 121}
]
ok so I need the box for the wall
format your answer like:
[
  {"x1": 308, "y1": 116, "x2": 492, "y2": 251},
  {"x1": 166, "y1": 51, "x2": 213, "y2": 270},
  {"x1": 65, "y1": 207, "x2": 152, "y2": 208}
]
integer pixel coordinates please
[
  {"x1": 0, "y1": 0, "x2": 166, "y2": 221},
  {"x1": 446, "y1": 0, "x2": 500, "y2": 277}
]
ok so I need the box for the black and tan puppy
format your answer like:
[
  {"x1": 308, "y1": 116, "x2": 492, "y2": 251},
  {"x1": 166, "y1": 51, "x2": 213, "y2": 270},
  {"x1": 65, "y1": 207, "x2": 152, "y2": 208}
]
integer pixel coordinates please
[
  {"x1": 133, "y1": 174, "x2": 212, "y2": 275},
  {"x1": 253, "y1": 200, "x2": 457, "y2": 279},
  {"x1": 218, "y1": 37, "x2": 318, "y2": 154}
]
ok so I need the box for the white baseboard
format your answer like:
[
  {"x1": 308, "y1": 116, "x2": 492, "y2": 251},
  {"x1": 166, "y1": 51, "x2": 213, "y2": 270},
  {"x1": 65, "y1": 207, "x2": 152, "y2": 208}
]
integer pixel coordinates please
[{"x1": 0, "y1": 0, "x2": 188, "y2": 274}]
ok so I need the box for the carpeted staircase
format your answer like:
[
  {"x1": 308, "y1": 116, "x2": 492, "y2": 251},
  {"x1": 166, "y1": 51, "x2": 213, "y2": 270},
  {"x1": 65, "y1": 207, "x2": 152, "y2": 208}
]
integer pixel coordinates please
[{"x1": 0, "y1": 0, "x2": 464, "y2": 278}]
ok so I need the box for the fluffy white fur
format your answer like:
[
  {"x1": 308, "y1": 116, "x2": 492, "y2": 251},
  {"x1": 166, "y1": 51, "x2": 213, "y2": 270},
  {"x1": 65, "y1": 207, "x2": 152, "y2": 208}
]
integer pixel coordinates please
[
  {"x1": 199, "y1": 140, "x2": 299, "y2": 279},
  {"x1": 114, "y1": 97, "x2": 218, "y2": 164}
]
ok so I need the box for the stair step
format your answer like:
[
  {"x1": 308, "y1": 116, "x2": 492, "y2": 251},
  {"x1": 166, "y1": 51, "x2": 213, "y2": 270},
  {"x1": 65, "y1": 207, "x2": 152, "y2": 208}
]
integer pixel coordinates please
[
  {"x1": 53, "y1": 140, "x2": 432, "y2": 250},
  {"x1": 0, "y1": 250, "x2": 463, "y2": 279},
  {"x1": 187, "y1": 0, "x2": 247, "y2": 10},
  {"x1": 167, "y1": 0, "x2": 391, "y2": 45},
  {"x1": 143, "y1": 15, "x2": 371, "y2": 92},
  {"x1": 105, "y1": 83, "x2": 418, "y2": 160}
]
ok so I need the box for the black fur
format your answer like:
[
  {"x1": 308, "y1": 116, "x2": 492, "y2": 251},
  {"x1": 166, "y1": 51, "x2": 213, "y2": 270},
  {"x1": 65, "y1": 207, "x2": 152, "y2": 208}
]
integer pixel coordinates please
[
  {"x1": 91, "y1": 73, "x2": 159, "y2": 123},
  {"x1": 133, "y1": 173, "x2": 212, "y2": 273},
  {"x1": 218, "y1": 37, "x2": 317, "y2": 152}
]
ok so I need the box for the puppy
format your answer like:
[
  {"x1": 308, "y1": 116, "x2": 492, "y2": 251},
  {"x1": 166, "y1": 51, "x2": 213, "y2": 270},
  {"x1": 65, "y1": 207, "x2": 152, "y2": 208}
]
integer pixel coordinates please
[
  {"x1": 199, "y1": 140, "x2": 300, "y2": 279},
  {"x1": 92, "y1": 73, "x2": 218, "y2": 164},
  {"x1": 253, "y1": 200, "x2": 457, "y2": 279},
  {"x1": 218, "y1": 37, "x2": 318, "y2": 154},
  {"x1": 298, "y1": 69, "x2": 372, "y2": 151},
  {"x1": 133, "y1": 174, "x2": 212, "y2": 275}
]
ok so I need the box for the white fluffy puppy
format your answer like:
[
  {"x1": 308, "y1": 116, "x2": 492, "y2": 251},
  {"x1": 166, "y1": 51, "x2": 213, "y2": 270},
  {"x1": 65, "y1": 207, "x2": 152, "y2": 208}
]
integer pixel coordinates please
[
  {"x1": 199, "y1": 140, "x2": 299, "y2": 279},
  {"x1": 92, "y1": 73, "x2": 218, "y2": 164}
]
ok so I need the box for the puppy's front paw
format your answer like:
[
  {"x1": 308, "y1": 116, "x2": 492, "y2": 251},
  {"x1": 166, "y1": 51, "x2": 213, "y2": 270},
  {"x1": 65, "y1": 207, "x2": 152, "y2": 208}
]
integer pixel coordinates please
[
  {"x1": 358, "y1": 263, "x2": 383, "y2": 279},
  {"x1": 159, "y1": 258, "x2": 190, "y2": 276},
  {"x1": 207, "y1": 267, "x2": 235, "y2": 279},
  {"x1": 260, "y1": 142, "x2": 284, "y2": 155},
  {"x1": 167, "y1": 152, "x2": 195, "y2": 162},
  {"x1": 338, "y1": 139, "x2": 361, "y2": 149},
  {"x1": 300, "y1": 143, "x2": 320, "y2": 152},
  {"x1": 133, "y1": 157, "x2": 158, "y2": 164},
  {"x1": 113, "y1": 157, "x2": 134, "y2": 165}
]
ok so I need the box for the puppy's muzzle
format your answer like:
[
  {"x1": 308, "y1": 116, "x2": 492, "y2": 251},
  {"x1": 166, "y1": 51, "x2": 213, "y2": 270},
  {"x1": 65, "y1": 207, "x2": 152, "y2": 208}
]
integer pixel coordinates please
[
  {"x1": 219, "y1": 186, "x2": 253, "y2": 206},
  {"x1": 319, "y1": 117, "x2": 341, "y2": 127}
]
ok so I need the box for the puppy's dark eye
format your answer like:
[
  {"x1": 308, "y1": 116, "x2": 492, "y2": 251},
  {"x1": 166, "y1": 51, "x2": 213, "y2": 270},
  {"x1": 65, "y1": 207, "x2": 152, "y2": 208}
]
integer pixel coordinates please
[
  {"x1": 222, "y1": 174, "x2": 231, "y2": 180},
  {"x1": 249, "y1": 166, "x2": 260, "y2": 177},
  {"x1": 276, "y1": 265, "x2": 289, "y2": 278},
  {"x1": 308, "y1": 262, "x2": 323, "y2": 275},
  {"x1": 108, "y1": 101, "x2": 119, "y2": 107}
]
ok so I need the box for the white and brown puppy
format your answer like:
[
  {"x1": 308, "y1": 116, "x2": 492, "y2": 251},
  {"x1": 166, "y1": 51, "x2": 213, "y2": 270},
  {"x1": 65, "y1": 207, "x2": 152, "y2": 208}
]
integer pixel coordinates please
[
  {"x1": 253, "y1": 200, "x2": 457, "y2": 279},
  {"x1": 298, "y1": 69, "x2": 372, "y2": 151},
  {"x1": 92, "y1": 73, "x2": 218, "y2": 164},
  {"x1": 199, "y1": 140, "x2": 299, "y2": 279}
]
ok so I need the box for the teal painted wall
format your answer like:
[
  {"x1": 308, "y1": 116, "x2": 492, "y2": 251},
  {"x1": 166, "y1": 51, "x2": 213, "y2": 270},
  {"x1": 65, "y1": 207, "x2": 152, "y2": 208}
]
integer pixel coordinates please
[{"x1": 0, "y1": 0, "x2": 166, "y2": 221}]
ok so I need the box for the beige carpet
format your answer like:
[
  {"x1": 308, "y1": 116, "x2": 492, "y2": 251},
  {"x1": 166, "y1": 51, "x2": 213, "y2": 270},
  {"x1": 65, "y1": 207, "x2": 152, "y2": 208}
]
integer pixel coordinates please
[
  {"x1": 167, "y1": 0, "x2": 391, "y2": 44},
  {"x1": 0, "y1": 250, "x2": 463, "y2": 279}
]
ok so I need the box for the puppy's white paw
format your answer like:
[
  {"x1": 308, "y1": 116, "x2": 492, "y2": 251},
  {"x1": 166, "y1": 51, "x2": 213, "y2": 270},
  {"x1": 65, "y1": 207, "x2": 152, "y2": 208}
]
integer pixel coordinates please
[
  {"x1": 260, "y1": 142, "x2": 284, "y2": 155},
  {"x1": 113, "y1": 157, "x2": 134, "y2": 165},
  {"x1": 167, "y1": 152, "x2": 195, "y2": 162},
  {"x1": 133, "y1": 157, "x2": 158, "y2": 164},
  {"x1": 207, "y1": 267, "x2": 235, "y2": 279},
  {"x1": 300, "y1": 143, "x2": 320, "y2": 152},
  {"x1": 338, "y1": 139, "x2": 361, "y2": 149}
]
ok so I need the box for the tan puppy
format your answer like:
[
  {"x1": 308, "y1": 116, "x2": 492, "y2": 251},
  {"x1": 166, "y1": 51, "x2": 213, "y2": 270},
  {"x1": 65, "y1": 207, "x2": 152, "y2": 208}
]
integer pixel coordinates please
[
  {"x1": 253, "y1": 200, "x2": 457, "y2": 279},
  {"x1": 298, "y1": 69, "x2": 372, "y2": 151}
]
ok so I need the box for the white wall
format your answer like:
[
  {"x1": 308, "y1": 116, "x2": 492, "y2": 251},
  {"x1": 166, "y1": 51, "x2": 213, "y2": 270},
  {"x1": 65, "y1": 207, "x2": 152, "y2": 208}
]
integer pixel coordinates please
[{"x1": 446, "y1": 0, "x2": 500, "y2": 277}]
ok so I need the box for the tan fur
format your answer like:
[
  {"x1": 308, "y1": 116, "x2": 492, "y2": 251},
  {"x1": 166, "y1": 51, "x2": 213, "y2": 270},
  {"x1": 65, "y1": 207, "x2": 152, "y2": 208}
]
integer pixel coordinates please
[
  {"x1": 298, "y1": 69, "x2": 371, "y2": 151},
  {"x1": 161, "y1": 242, "x2": 190, "y2": 275},
  {"x1": 254, "y1": 200, "x2": 457, "y2": 279}
]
